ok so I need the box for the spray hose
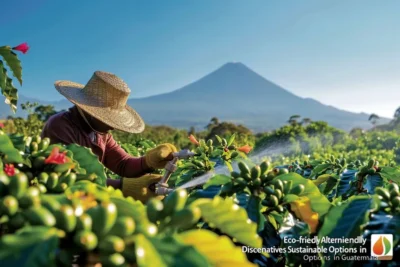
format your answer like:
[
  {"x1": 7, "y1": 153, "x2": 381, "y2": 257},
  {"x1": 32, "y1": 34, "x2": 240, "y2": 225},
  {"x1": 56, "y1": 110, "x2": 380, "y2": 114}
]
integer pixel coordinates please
[{"x1": 151, "y1": 149, "x2": 197, "y2": 195}]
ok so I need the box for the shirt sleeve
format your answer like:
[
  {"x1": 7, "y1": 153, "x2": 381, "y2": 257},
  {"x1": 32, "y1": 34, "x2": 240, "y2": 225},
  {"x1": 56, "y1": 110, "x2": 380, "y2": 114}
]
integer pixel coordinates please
[
  {"x1": 103, "y1": 134, "x2": 148, "y2": 178},
  {"x1": 41, "y1": 114, "x2": 78, "y2": 145}
]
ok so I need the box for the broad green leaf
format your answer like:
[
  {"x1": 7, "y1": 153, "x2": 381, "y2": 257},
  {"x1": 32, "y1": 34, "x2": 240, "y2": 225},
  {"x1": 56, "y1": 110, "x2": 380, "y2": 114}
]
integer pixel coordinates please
[
  {"x1": 8, "y1": 134, "x2": 25, "y2": 151},
  {"x1": 224, "y1": 161, "x2": 233, "y2": 172},
  {"x1": 322, "y1": 174, "x2": 339, "y2": 195},
  {"x1": 179, "y1": 230, "x2": 258, "y2": 267},
  {"x1": 364, "y1": 174, "x2": 384, "y2": 194},
  {"x1": 267, "y1": 214, "x2": 278, "y2": 230},
  {"x1": 0, "y1": 226, "x2": 61, "y2": 267},
  {"x1": 203, "y1": 174, "x2": 231, "y2": 189},
  {"x1": 282, "y1": 194, "x2": 299, "y2": 203},
  {"x1": 313, "y1": 174, "x2": 332, "y2": 186},
  {"x1": 309, "y1": 163, "x2": 333, "y2": 179},
  {"x1": 191, "y1": 196, "x2": 262, "y2": 248},
  {"x1": 274, "y1": 173, "x2": 331, "y2": 216},
  {"x1": 0, "y1": 46, "x2": 22, "y2": 85},
  {"x1": 0, "y1": 60, "x2": 7, "y2": 89},
  {"x1": 244, "y1": 195, "x2": 265, "y2": 232},
  {"x1": 234, "y1": 193, "x2": 267, "y2": 232},
  {"x1": 336, "y1": 170, "x2": 357, "y2": 198},
  {"x1": 66, "y1": 144, "x2": 107, "y2": 186},
  {"x1": 318, "y1": 195, "x2": 379, "y2": 267},
  {"x1": 379, "y1": 166, "x2": 400, "y2": 184},
  {"x1": 289, "y1": 196, "x2": 319, "y2": 233},
  {"x1": 365, "y1": 211, "x2": 400, "y2": 237},
  {"x1": 227, "y1": 133, "x2": 236, "y2": 146},
  {"x1": 4, "y1": 77, "x2": 18, "y2": 112},
  {"x1": 134, "y1": 234, "x2": 209, "y2": 267},
  {"x1": 0, "y1": 131, "x2": 24, "y2": 163}
]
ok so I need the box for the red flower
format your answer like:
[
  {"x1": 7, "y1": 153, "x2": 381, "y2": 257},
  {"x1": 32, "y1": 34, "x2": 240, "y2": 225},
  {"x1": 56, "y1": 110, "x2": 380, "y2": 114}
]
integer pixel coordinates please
[
  {"x1": 45, "y1": 147, "x2": 68, "y2": 164},
  {"x1": 188, "y1": 134, "x2": 199, "y2": 146},
  {"x1": 0, "y1": 122, "x2": 4, "y2": 128},
  {"x1": 4, "y1": 164, "x2": 15, "y2": 176},
  {"x1": 237, "y1": 145, "x2": 252, "y2": 154},
  {"x1": 12, "y1": 43, "x2": 29, "y2": 54}
]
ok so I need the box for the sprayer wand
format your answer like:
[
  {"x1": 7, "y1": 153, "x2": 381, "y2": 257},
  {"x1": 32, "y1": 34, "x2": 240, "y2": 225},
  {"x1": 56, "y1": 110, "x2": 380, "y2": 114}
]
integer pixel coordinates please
[{"x1": 154, "y1": 149, "x2": 197, "y2": 195}]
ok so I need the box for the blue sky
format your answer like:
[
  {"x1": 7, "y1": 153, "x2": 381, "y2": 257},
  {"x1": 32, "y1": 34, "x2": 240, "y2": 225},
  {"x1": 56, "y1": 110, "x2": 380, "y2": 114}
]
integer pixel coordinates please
[{"x1": 2, "y1": 0, "x2": 399, "y2": 118}]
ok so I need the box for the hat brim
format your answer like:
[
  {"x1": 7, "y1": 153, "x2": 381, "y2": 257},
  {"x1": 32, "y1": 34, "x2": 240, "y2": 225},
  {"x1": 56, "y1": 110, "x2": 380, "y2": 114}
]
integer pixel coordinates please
[{"x1": 55, "y1": 80, "x2": 145, "y2": 134}]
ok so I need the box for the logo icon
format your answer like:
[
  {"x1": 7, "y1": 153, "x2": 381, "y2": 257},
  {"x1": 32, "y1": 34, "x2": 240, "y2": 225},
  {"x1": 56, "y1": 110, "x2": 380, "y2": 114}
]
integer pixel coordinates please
[{"x1": 371, "y1": 234, "x2": 393, "y2": 260}]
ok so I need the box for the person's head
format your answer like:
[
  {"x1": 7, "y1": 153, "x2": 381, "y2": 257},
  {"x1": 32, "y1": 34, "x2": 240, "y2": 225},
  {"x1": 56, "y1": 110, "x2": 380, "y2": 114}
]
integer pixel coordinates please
[
  {"x1": 54, "y1": 71, "x2": 145, "y2": 134},
  {"x1": 77, "y1": 106, "x2": 114, "y2": 134}
]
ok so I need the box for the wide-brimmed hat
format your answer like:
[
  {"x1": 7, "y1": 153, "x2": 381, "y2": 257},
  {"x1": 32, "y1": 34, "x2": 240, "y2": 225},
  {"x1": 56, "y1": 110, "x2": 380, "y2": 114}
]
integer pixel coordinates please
[{"x1": 55, "y1": 71, "x2": 145, "y2": 133}]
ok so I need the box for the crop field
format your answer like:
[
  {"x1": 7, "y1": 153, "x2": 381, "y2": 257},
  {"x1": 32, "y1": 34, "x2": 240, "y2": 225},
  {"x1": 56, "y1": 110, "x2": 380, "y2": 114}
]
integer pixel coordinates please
[{"x1": 1, "y1": 44, "x2": 399, "y2": 267}]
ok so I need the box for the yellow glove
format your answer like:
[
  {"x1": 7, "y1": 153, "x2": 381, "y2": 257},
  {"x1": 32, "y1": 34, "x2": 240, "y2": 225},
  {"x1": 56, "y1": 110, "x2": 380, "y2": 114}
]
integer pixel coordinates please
[
  {"x1": 121, "y1": 174, "x2": 165, "y2": 203},
  {"x1": 144, "y1": 143, "x2": 178, "y2": 169}
]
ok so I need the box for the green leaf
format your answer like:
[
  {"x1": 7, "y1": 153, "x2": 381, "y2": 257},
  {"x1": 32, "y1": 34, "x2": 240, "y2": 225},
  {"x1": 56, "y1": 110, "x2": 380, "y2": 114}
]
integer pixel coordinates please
[
  {"x1": 224, "y1": 161, "x2": 233, "y2": 172},
  {"x1": 274, "y1": 173, "x2": 331, "y2": 216},
  {"x1": 191, "y1": 196, "x2": 262, "y2": 248},
  {"x1": 179, "y1": 230, "x2": 258, "y2": 267},
  {"x1": 0, "y1": 60, "x2": 7, "y2": 89},
  {"x1": 318, "y1": 195, "x2": 379, "y2": 267},
  {"x1": 282, "y1": 194, "x2": 299, "y2": 203},
  {"x1": 0, "y1": 131, "x2": 24, "y2": 163},
  {"x1": 244, "y1": 195, "x2": 265, "y2": 232},
  {"x1": 0, "y1": 226, "x2": 61, "y2": 267},
  {"x1": 1, "y1": 76, "x2": 18, "y2": 113},
  {"x1": 0, "y1": 46, "x2": 22, "y2": 85},
  {"x1": 379, "y1": 166, "x2": 400, "y2": 184},
  {"x1": 8, "y1": 134, "x2": 25, "y2": 151},
  {"x1": 134, "y1": 234, "x2": 209, "y2": 267},
  {"x1": 322, "y1": 175, "x2": 339, "y2": 195},
  {"x1": 66, "y1": 144, "x2": 107, "y2": 186},
  {"x1": 215, "y1": 135, "x2": 223, "y2": 145},
  {"x1": 309, "y1": 163, "x2": 333, "y2": 179},
  {"x1": 313, "y1": 174, "x2": 332, "y2": 186},
  {"x1": 227, "y1": 133, "x2": 236, "y2": 146},
  {"x1": 364, "y1": 174, "x2": 384, "y2": 194},
  {"x1": 203, "y1": 174, "x2": 231, "y2": 189}
]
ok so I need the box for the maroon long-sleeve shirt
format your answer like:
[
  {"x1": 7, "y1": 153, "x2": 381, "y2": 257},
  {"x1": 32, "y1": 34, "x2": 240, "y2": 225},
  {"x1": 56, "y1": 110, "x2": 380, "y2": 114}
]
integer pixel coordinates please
[{"x1": 41, "y1": 106, "x2": 148, "y2": 178}]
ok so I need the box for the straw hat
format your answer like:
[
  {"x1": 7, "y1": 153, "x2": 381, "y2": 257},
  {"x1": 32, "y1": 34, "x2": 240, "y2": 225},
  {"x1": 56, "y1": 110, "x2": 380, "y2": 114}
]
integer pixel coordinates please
[{"x1": 55, "y1": 71, "x2": 145, "y2": 133}]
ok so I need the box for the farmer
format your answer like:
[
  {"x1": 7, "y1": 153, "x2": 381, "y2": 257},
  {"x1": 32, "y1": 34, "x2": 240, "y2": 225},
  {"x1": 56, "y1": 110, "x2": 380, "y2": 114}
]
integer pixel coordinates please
[{"x1": 41, "y1": 71, "x2": 177, "y2": 202}]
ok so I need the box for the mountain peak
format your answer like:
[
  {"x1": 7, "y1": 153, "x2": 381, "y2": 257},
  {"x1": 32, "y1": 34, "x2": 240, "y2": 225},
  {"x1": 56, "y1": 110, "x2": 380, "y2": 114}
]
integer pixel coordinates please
[{"x1": 218, "y1": 62, "x2": 252, "y2": 72}]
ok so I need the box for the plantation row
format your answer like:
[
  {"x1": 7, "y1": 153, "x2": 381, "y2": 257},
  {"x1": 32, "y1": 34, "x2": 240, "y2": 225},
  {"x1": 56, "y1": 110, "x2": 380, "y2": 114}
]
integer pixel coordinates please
[{"x1": 0, "y1": 129, "x2": 399, "y2": 267}]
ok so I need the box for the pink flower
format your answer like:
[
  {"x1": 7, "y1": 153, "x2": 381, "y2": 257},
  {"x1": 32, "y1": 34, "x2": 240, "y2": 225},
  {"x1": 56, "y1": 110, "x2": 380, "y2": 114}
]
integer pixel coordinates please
[
  {"x1": 0, "y1": 122, "x2": 4, "y2": 128},
  {"x1": 188, "y1": 135, "x2": 199, "y2": 146},
  {"x1": 12, "y1": 43, "x2": 29, "y2": 54},
  {"x1": 45, "y1": 147, "x2": 68, "y2": 164},
  {"x1": 237, "y1": 145, "x2": 252, "y2": 154},
  {"x1": 4, "y1": 164, "x2": 15, "y2": 176}
]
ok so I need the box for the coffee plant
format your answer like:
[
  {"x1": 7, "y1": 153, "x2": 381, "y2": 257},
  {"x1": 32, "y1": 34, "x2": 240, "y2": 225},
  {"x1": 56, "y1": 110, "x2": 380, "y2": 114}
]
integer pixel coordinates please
[{"x1": 0, "y1": 129, "x2": 399, "y2": 267}]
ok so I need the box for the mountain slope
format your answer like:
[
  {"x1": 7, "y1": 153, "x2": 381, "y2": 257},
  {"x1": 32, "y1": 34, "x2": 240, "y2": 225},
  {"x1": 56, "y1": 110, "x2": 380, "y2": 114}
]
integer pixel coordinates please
[
  {"x1": 127, "y1": 62, "x2": 387, "y2": 131},
  {"x1": 0, "y1": 62, "x2": 389, "y2": 132}
]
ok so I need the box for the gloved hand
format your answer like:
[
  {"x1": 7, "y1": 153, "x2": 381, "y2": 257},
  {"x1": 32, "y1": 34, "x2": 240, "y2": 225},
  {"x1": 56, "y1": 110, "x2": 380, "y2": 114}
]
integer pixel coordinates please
[
  {"x1": 144, "y1": 143, "x2": 178, "y2": 169},
  {"x1": 121, "y1": 174, "x2": 165, "y2": 203}
]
